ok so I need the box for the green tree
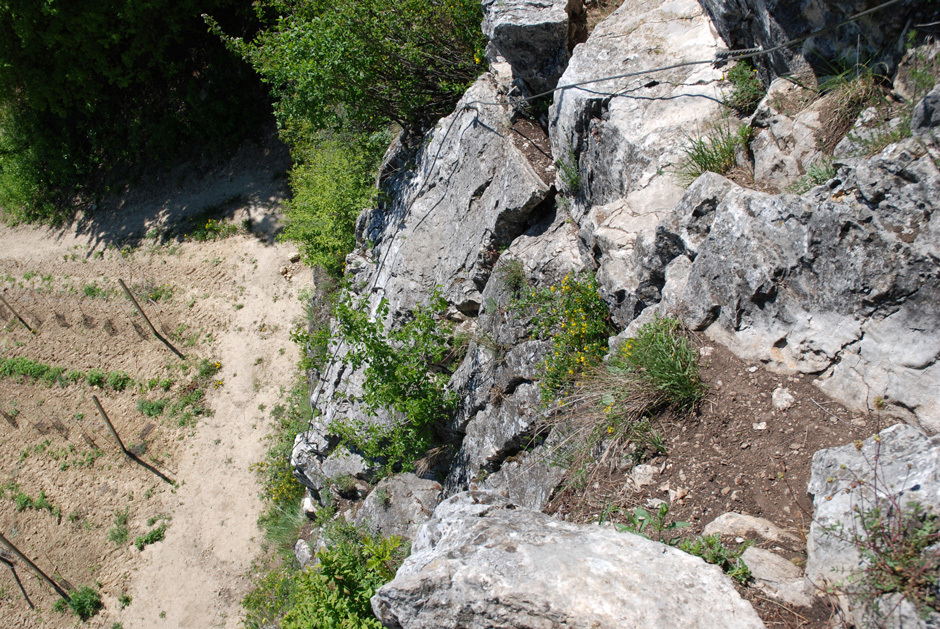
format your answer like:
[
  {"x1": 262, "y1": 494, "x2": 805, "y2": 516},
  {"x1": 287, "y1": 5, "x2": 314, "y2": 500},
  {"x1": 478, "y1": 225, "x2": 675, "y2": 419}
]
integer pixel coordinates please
[
  {"x1": 212, "y1": 0, "x2": 486, "y2": 134},
  {"x1": 0, "y1": 0, "x2": 265, "y2": 222}
]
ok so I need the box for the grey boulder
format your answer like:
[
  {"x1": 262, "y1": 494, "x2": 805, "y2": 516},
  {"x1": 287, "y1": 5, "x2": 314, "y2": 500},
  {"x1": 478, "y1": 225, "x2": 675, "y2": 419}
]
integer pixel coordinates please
[{"x1": 372, "y1": 491, "x2": 765, "y2": 628}]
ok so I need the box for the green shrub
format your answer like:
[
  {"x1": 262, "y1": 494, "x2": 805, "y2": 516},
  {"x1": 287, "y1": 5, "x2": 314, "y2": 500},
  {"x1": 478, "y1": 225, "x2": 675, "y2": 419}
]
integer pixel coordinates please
[
  {"x1": 66, "y1": 585, "x2": 103, "y2": 621},
  {"x1": 722, "y1": 61, "x2": 765, "y2": 115},
  {"x1": 86, "y1": 369, "x2": 106, "y2": 388},
  {"x1": 512, "y1": 271, "x2": 614, "y2": 399},
  {"x1": 107, "y1": 371, "x2": 133, "y2": 392},
  {"x1": 281, "y1": 131, "x2": 387, "y2": 276},
  {"x1": 0, "y1": 356, "x2": 67, "y2": 386},
  {"x1": 0, "y1": 2, "x2": 264, "y2": 223},
  {"x1": 134, "y1": 523, "x2": 167, "y2": 550},
  {"x1": 137, "y1": 398, "x2": 167, "y2": 418},
  {"x1": 617, "y1": 315, "x2": 706, "y2": 410},
  {"x1": 331, "y1": 290, "x2": 458, "y2": 472},
  {"x1": 242, "y1": 523, "x2": 406, "y2": 629}
]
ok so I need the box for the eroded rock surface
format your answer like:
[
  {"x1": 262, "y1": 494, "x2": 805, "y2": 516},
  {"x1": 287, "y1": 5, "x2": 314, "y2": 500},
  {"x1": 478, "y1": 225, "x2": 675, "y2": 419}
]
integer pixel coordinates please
[{"x1": 372, "y1": 491, "x2": 766, "y2": 628}]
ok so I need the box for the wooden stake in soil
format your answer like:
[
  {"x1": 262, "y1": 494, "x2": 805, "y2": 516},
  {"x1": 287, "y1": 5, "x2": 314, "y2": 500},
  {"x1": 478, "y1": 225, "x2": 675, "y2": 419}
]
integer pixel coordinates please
[
  {"x1": 1, "y1": 553, "x2": 35, "y2": 609},
  {"x1": 0, "y1": 533, "x2": 71, "y2": 601},
  {"x1": 92, "y1": 395, "x2": 176, "y2": 485},
  {"x1": 92, "y1": 395, "x2": 128, "y2": 457},
  {"x1": 0, "y1": 294, "x2": 35, "y2": 334},
  {"x1": 117, "y1": 279, "x2": 184, "y2": 359}
]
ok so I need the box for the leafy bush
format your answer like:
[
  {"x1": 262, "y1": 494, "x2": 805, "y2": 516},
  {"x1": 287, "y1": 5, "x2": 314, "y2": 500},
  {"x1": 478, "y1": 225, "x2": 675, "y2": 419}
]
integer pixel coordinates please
[
  {"x1": 86, "y1": 369, "x2": 106, "y2": 388},
  {"x1": 212, "y1": 0, "x2": 486, "y2": 133},
  {"x1": 137, "y1": 398, "x2": 167, "y2": 418},
  {"x1": 618, "y1": 315, "x2": 706, "y2": 410},
  {"x1": 792, "y1": 158, "x2": 838, "y2": 193},
  {"x1": 66, "y1": 585, "x2": 104, "y2": 621},
  {"x1": 513, "y1": 271, "x2": 614, "y2": 399},
  {"x1": 676, "y1": 124, "x2": 751, "y2": 185},
  {"x1": 107, "y1": 371, "x2": 133, "y2": 392},
  {"x1": 281, "y1": 131, "x2": 388, "y2": 276},
  {"x1": 331, "y1": 290, "x2": 458, "y2": 472},
  {"x1": 722, "y1": 61, "x2": 765, "y2": 115},
  {"x1": 0, "y1": 356, "x2": 65, "y2": 386}
]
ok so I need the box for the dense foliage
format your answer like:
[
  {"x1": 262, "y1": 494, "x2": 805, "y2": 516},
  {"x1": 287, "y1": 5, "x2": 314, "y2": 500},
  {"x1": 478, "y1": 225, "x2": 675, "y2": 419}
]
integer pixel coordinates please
[
  {"x1": 282, "y1": 130, "x2": 389, "y2": 275},
  {"x1": 0, "y1": 1, "x2": 265, "y2": 222},
  {"x1": 243, "y1": 522, "x2": 406, "y2": 629},
  {"x1": 513, "y1": 272, "x2": 616, "y2": 399},
  {"x1": 331, "y1": 291, "x2": 458, "y2": 471},
  {"x1": 213, "y1": 0, "x2": 486, "y2": 134}
]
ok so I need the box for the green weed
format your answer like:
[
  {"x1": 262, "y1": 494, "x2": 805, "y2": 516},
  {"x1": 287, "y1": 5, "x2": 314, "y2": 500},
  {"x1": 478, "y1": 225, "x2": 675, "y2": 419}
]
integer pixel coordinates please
[
  {"x1": 108, "y1": 507, "x2": 130, "y2": 545},
  {"x1": 65, "y1": 585, "x2": 103, "y2": 621},
  {"x1": 677, "y1": 534, "x2": 752, "y2": 585},
  {"x1": 722, "y1": 61, "x2": 765, "y2": 115},
  {"x1": 676, "y1": 124, "x2": 751, "y2": 185},
  {"x1": 134, "y1": 523, "x2": 168, "y2": 550}
]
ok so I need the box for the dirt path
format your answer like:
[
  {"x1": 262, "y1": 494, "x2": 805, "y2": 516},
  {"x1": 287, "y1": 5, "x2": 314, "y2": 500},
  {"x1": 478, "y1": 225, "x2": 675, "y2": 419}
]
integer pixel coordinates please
[{"x1": 0, "y1": 134, "x2": 309, "y2": 628}]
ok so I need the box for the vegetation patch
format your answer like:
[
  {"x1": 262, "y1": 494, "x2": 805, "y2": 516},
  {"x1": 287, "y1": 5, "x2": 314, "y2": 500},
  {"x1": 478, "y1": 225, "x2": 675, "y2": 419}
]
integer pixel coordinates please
[
  {"x1": 722, "y1": 61, "x2": 765, "y2": 115},
  {"x1": 512, "y1": 271, "x2": 615, "y2": 400},
  {"x1": 676, "y1": 124, "x2": 752, "y2": 185},
  {"x1": 134, "y1": 523, "x2": 168, "y2": 551},
  {"x1": 330, "y1": 290, "x2": 459, "y2": 473},
  {"x1": 546, "y1": 315, "x2": 705, "y2": 491},
  {"x1": 243, "y1": 522, "x2": 406, "y2": 629}
]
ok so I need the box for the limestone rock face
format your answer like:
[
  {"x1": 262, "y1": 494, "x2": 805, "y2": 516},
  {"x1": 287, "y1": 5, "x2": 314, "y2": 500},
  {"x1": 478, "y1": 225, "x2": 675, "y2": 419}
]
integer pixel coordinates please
[
  {"x1": 548, "y1": 0, "x2": 725, "y2": 323},
  {"x1": 807, "y1": 424, "x2": 940, "y2": 587},
  {"x1": 646, "y1": 140, "x2": 940, "y2": 430},
  {"x1": 482, "y1": 0, "x2": 578, "y2": 95},
  {"x1": 698, "y1": 0, "x2": 928, "y2": 79},
  {"x1": 353, "y1": 473, "x2": 441, "y2": 541},
  {"x1": 372, "y1": 491, "x2": 766, "y2": 628},
  {"x1": 294, "y1": 73, "x2": 554, "y2": 491}
]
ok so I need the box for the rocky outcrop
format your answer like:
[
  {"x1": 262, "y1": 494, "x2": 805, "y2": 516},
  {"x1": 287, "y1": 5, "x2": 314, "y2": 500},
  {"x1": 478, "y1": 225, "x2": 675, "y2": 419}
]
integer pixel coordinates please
[
  {"x1": 548, "y1": 0, "x2": 726, "y2": 324},
  {"x1": 619, "y1": 138, "x2": 940, "y2": 430},
  {"x1": 697, "y1": 0, "x2": 933, "y2": 80},
  {"x1": 372, "y1": 491, "x2": 766, "y2": 628},
  {"x1": 353, "y1": 473, "x2": 441, "y2": 541},
  {"x1": 807, "y1": 423, "x2": 940, "y2": 626},
  {"x1": 482, "y1": 0, "x2": 581, "y2": 96}
]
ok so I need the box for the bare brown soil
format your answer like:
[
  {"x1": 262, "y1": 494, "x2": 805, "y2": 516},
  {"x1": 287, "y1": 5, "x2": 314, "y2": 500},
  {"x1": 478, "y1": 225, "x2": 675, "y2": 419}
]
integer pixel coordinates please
[
  {"x1": 0, "y1": 134, "x2": 311, "y2": 628},
  {"x1": 548, "y1": 342, "x2": 891, "y2": 628}
]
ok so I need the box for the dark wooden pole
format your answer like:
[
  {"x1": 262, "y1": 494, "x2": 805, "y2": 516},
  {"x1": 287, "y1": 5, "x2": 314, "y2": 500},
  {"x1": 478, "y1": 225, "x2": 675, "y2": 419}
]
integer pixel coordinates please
[
  {"x1": 1, "y1": 555, "x2": 35, "y2": 609},
  {"x1": 0, "y1": 295, "x2": 34, "y2": 334},
  {"x1": 0, "y1": 533, "x2": 70, "y2": 601},
  {"x1": 92, "y1": 395, "x2": 128, "y2": 457},
  {"x1": 117, "y1": 279, "x2": 184, "y2": 359}
]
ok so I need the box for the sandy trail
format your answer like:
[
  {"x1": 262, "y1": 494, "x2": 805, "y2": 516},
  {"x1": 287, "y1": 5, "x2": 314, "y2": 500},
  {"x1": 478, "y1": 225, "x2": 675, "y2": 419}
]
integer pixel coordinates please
[{"x1": 0, "y1": 133, "x2": 308, "y2": 628}]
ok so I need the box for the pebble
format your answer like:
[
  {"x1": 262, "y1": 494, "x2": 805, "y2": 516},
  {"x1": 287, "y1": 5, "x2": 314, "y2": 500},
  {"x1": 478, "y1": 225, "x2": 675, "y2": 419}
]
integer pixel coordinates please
[
  {"x1": 753, "y1": 422, "x2": 767, "y2": 430},
  {"x1": 721, "y1": 487, "x2": 731, "y2": 496},
  {"x1": 789, "y1": 442, "x2": 801, "y2": 450},
  {"x1": 748, "y1": 366, "x2": 758, "y2": 373}
]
